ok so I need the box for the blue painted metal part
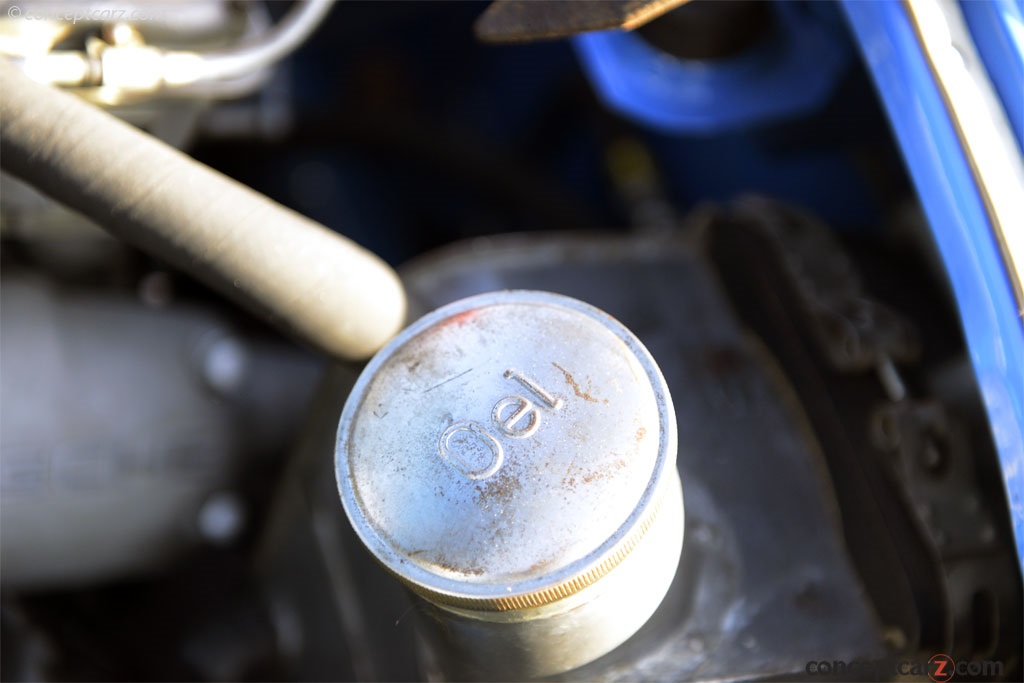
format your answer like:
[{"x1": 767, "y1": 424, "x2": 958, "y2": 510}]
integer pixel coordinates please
[
  {"x1": 959, "y1": 0, "x2": 1024, "y2": 153},
  {"x1": 572, "y1": 3, "x2": 851, "y2": 134},
  {"x1": 841, "y1": 1, "x2": 1024, "y2": 564}
]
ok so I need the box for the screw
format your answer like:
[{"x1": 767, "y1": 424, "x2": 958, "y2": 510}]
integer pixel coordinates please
[
  {"x1": 197, "y1": 491, "x2": 246, "y2": 545},
  {"x1": 198, "y1": 333, "x2": 249, "y2": 396}
]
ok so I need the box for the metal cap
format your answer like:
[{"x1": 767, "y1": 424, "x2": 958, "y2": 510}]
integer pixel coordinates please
[{"x1": 336, "y1": 290, "x2": 677, "y2": 612}]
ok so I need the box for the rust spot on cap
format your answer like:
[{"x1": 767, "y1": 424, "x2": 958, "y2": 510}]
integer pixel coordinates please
[
  {"x1": 562, "y1": 457, "x2": 629, "y2": 489},
  {"x1": 474, "y1": 469, "x2": 523, "y2": 509},
  {"x1": 445, "y1": 309, "x2": 479, "y2": 327},
  {"x1": 552, "y1": 361, "x2": 608, "y2": 404}
]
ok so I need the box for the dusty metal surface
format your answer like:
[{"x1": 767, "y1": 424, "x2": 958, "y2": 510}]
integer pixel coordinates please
[
  {"x1": 256, "y1": 221, "x2": 959, "y2": 681},
  {"x1": 710, "y1": 198, "x2": 1023, "y2": 673},
  {"x1": 336, "y1": 292, "x2": 677, "y2": 603},
  {"x1": 400, "y1": 231, "x2": 884, "y2": 680},
  {"x1": 335, "y1": 291, "x2": 683, "y2": 678}
]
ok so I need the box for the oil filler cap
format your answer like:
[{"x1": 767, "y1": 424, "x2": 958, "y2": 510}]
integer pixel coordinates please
[{"x1": 336, "y1": 290, "x2": 682, "y2": 679}]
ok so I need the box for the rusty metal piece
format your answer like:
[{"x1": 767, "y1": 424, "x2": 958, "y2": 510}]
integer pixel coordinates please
[{"x1": 474, "y1": 0, "x2": 690, "y2": 43}]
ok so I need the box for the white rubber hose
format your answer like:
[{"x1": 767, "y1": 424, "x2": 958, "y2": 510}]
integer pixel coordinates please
[{"x1": 0, "y1": 58, "x2": 406, "y2": 360}]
